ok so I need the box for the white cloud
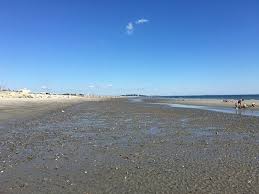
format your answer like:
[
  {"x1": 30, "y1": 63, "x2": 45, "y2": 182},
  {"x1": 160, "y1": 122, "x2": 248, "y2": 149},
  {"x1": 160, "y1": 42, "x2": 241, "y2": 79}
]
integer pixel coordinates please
[
  {"x1": 126, "y1": 18, "x2": 149, "y2": 35},
  {"x1": 88, "y1": 85, "x2": 95, "y2": 88},
  {"x1": 126, "y1": 22, "x2": 134, "y2": 34},
  {"x1": 87, "y1": 83, "x2": 113, "y2": 89},
  {"x1": 135, "y1": 18, "x2": 149, "y2": 24}
]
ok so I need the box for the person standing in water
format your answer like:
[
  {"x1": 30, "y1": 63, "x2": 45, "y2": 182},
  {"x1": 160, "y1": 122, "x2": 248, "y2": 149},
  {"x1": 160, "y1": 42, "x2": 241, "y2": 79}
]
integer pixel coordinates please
[{"x1": 237, "y1": 99, "x2": 245, "y2": 109}]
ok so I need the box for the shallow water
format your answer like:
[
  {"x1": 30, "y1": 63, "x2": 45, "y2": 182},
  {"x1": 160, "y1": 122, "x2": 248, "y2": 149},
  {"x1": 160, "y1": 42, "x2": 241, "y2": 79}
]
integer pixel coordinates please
[
  {"x1": 148, "y1": 127, "x2": 160, "y2": 135},
  {"x1": 128, "y1": 98, "x2": 143, "y2": 103},
  {"x1": 158, "y1": 94, "x2": 259, "y2": 100},
  {"x1": 168, "y1": 104, "x2": 259, "y2": 117}
]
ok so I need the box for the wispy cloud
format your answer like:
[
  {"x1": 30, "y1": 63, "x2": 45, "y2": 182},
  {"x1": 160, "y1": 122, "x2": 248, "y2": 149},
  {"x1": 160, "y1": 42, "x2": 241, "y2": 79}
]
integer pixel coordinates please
[
  {"x1": 126, "y1": 18, "x2": 149, "y2": 35},
  {"x1": 126, "y1": 22, "x2": 134, "y2": 35},
  {"x1": 88, "y1": 84, "x2": 113, "y2": 89},
  {"x1": 88, "y1": 85, "x2": 95, "y2": 88},
  {"x1": 135, "y1": 18, "x2": 149, "y2": 24}
]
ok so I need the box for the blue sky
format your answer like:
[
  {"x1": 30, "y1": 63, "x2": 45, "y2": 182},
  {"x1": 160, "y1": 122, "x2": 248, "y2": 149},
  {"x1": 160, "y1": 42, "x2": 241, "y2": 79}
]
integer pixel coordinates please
[{"x1": 0, "y1": 0, "x2": 258, "y2": 95}]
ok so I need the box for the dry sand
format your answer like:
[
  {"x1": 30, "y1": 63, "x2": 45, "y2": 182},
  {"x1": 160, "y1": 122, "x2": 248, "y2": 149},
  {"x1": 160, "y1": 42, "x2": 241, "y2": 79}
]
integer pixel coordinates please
[{"x1": 0, "y1": 91, "x2": 114, "y2": 124}]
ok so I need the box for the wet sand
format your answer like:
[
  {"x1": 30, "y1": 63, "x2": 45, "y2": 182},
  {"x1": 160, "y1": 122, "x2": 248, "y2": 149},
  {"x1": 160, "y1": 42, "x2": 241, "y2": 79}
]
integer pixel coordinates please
[
  {"x1": 0, "y1": 97, "x2": 110, "y2": 124},
  {"x1": 149, "y1": 98, "x2": 259, "y2": 110},
  {"x1": 0, "y1": 98, "x2": 259, "y2": 193}
]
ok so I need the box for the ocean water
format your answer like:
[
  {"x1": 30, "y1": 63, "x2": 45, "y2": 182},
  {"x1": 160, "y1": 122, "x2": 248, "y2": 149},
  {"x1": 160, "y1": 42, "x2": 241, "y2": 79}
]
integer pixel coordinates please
[
  {"x1": 158, "y1": 94, "x2": 259, "y2": 100},
  {"x1": 168, "y1": 103, "x2": 259, "y2": 117}
]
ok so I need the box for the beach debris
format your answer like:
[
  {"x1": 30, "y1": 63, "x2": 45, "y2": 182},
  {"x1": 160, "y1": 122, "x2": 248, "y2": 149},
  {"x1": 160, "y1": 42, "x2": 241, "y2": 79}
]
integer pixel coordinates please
[
  {"x1": 19, "y1": 182, "x2": 29, "y2": 188},
  {"x1": 61, "y1": 110, "x2": 65, "y2": 113},
  {"x1": 120, "y1": 154, "x2": 130, "y2": 160},
  {"x1": 27, "y1": 155, "x2": 34, "y2": 161},
  {"x1": 252, "y1": 103, "x2": 256, "y2": 107},
  {"x1": 84, "y1": 170, "x2": 87, "y2": 174},
  {"x1": 55, "y1": 155, "x2": 60, "y2": 160},
  {"x1": 43, "y1": 177, "x2": 49, "y2": 181}
]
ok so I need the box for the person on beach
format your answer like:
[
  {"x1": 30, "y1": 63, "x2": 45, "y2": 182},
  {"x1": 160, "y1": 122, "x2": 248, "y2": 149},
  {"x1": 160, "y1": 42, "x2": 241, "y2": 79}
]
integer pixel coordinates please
[{"x1": 235, "y1": 99, "x2": 244, "y2": 109}]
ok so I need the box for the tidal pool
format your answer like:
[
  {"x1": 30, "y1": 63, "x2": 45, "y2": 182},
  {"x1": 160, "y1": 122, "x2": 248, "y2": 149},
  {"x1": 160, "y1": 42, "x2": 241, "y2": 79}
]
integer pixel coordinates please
[{"x1": 168, "y1": 104, "x2": 259, "y2": 117}]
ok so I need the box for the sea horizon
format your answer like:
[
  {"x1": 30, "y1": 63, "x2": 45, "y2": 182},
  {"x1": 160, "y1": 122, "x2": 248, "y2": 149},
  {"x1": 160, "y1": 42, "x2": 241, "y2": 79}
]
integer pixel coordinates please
[{"x1": 153, "y1": 94, "x2": 259, "y2": 100}]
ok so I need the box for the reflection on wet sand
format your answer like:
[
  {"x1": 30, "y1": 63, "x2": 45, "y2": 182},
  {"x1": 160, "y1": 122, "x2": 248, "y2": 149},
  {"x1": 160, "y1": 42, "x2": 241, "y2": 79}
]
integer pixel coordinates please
[{"x1": 168, "y1": 103, "x2": 259, "y2": 117}]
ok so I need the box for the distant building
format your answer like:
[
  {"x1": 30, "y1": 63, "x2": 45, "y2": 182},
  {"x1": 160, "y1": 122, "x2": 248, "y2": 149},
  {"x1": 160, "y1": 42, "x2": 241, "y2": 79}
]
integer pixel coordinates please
[{"x1": 19, "y1": 88, "x2": 31, "y2": 94}]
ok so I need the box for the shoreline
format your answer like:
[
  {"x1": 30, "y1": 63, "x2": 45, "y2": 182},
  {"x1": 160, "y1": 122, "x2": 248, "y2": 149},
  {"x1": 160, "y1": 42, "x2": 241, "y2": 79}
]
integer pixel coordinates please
[{"x1": 146, "y1": 98, "x2": 259, "y2": 110}]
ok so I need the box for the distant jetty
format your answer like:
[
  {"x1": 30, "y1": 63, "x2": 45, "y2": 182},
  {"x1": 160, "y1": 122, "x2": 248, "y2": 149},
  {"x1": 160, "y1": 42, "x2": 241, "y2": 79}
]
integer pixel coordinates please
[{"x1": 121, "y1": 94, "x2": 147, "y2": 97}]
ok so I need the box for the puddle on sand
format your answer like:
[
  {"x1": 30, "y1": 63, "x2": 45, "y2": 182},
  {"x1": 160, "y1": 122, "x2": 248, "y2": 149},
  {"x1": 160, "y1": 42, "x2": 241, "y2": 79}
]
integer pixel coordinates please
[
  {"x1": 190, "y1": 128, "x2": 215, "y2": 137},
  {"x1": 128, "y1": 98, "x2": 143, "y2": 103},
  {"x1": 79, "y1": 117, "x2": 107, "y2": 127},
  {"x1": 168, "y1": 104, "x2": 259, "y2": 117},
  {"x1": 189, "y1": 127, "x2": 257, "y2": 143},
  {"x1": 180, "y1": 118, "x2": 190, "y2": 128},
  {"x1": 148, "y1": 127, "x2": 160, "y2": 135}
]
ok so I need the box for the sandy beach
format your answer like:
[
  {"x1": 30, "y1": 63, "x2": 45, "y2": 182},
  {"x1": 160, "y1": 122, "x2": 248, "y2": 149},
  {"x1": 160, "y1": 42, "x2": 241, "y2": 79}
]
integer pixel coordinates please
[
  {"x1": 0, "y1": 97, "x2": 258, "y2": 193},
  {"x1": 1, "y1": 0, "x2": 258, "y2": 193},
  {"x1": 0, "y1": 91, "x2": 113, "y2": 124}
]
